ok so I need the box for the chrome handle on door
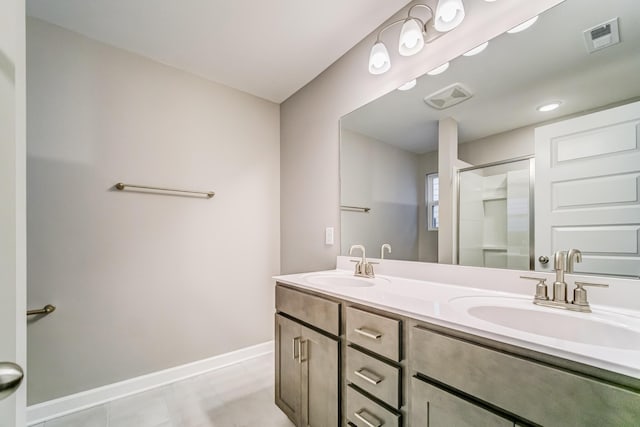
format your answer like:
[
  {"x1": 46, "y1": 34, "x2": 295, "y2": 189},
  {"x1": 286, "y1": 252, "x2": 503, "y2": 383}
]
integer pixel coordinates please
[
  {"x1": 354, "y1": 409, "x2": 382, "y2": 427},
  {"x1": 27, "y1": 304, "x2": 56, "y2": 316},
  {"x1": 0, "y1": 362, "x2": 24, "y2": 401},
  {"x1": 538, "y1": 255, "x2": 549, "y2": 264},
  {"x1": 354, "y1": 328, "x2": 382, "y2": 340},
  {"x1": 354, "y1": 368, "x2": 383, "y2": 385},
  {"x1": 292, "y1": 336, "x2": 301, "y2": 362},
  {"x1": 299, "y1": 339, "x2": 308, "y2": 363}
]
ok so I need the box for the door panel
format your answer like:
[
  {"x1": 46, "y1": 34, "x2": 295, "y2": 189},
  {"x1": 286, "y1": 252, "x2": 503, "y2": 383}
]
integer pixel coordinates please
[
  {"x1": 301, "y1": 326, "x2": 339, "y2": 427},
  {"x1": 275, "y1": 314, "x2": 302, "y2": 425},
  {"x1": 410, "y1": 377, "x2": 513, "y2": 427},
  {"x1": 535, "y1": 101, "x2": 640, "y2": 277},
  {"x1": 0, "y1": 0, "x2": 26, "y2": 425}
]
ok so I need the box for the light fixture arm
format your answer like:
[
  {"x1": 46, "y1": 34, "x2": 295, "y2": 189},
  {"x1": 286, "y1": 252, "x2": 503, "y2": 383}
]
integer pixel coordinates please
[{"x1": 374, "y1": 3, "x2": 435, "y2": 42}]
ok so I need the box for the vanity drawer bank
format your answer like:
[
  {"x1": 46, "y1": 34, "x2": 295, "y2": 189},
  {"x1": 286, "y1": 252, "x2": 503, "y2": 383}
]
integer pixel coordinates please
[{"x1": 274, "y1": 269, "x2": 640, "y2": 427}]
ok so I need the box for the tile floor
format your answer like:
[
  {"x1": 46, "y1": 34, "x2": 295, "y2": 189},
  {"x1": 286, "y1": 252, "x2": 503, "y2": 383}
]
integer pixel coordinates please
[{"x1": 34, "y1": 353, "x2": 294, "y2": 427}]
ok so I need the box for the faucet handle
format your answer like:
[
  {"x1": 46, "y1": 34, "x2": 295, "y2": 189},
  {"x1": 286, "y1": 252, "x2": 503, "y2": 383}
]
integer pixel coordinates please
[
  {"x1": 572, "y1": 281, "x2": 609, "y2": 307},
  {"x1": 520, "y1": 276, "x2": 549, "y2": 301}
]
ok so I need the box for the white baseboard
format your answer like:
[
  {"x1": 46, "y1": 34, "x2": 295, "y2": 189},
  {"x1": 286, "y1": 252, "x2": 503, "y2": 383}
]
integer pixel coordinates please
[{"x1": 26, "y1": 340, "x2": 274, "y2": 425}]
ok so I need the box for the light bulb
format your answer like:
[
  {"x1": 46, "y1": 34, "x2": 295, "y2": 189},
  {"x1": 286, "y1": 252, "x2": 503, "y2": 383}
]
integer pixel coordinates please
[
  {"x1": 427, "y1": 62, "x2": 450, "y2": 76},
  {"x1": 537, "y1": 101, "x2": 561, "y2": 112},
  {"x1": 398, "y1": 19, "x2": 425, "y2": 56},
  {"x1": 507, "y1": 15, "x2": 539, "y2": 34},
  {"x1": 368, "y1": 42, "x2": 391, "y2": 75},
  {"x1": 434, "y1": 0, "x2": 465, "y2": 32},
  {"x1": 397, "y1": 79, "x2": 417, "y2": 91},
  {"x1": 463, "y1": 41, "x2": 489, "y2": 56}
]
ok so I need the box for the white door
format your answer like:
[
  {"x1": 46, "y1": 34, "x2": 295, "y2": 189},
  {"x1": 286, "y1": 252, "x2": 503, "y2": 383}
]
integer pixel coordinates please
[
  {"x1": 0, "y1": 0, "x2": 27, "y2": 425},
  {"x1": 535, "y1": 100, "x2": 640, "y2": 277}
]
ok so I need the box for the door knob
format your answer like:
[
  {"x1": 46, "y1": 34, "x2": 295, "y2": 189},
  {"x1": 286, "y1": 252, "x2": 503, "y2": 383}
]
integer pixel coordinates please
[
  {"x1": 538, "y1": 255, "x2": 549, "y2": 264},
  {"x1": 0, "y1": 362, "x2": 24, "y2": 401}
]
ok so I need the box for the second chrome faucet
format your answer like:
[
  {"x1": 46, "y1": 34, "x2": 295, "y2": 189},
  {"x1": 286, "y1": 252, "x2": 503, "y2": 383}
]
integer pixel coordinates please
[
  {"x1": 522, "y1": 249, "x2": 608, "y2": 313},
  {"x1": 349, "y1": 244, "x2": 392, "y2": 278}
]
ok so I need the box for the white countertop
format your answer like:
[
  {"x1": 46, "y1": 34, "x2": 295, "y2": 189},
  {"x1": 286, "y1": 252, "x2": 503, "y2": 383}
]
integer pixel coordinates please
[{"x1": 274, "y1": 266, "x2": 640, "y2": 380}]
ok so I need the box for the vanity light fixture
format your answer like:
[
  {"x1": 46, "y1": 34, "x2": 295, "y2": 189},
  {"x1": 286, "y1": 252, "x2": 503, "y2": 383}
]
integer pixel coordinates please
[
  {"x1": 434, "y1": 0, "x2": 465, "y2": 32},
  {"x1": 397, "y1": 79, "x2": 417, "y2": 91},
  {"x1": 507, "y1": 15, "x2": 539, "y2": 34},
  {"x1": 537, "y1": 101, "x2": 562, "y2": 112},
  {"x1": 368, "y1": 1, "x2": 466, "y2": 75},
  {"x1": 463, "y1": 41, "x2": 489, "y2": 56},
  {"x1": 427, "y1": 62, "x2": 450, "y2": 76}
]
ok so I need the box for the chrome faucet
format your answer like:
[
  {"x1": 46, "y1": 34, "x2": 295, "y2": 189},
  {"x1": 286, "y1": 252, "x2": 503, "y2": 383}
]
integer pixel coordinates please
[
  {"x1": 521, "y1": 248, "x2": 609, "y2": 313},
  {"x1": 552, "y1": 250, "x2": 568, "y2": 303},
  {"x1": 349, "y1": 244, "x2": 375, "y2": 278},
  {"x1": 381, "y1": 243, "x2": 391, "y2": 260},
  {"x1": 566, "y1": 248, "x2": 582, "y2": 273}
]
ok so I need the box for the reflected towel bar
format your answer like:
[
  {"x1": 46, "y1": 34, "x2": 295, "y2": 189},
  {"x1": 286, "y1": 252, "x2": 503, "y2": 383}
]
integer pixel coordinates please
[
  {"x1": 341, "y1": 205, "x2": 370, "y2": 213},
  {"x1": 27, "y1": 304, "x2": 56, "y2": 316},
  {"x1": 115, "y1": 183, "x2": 215, "y2": 199}
]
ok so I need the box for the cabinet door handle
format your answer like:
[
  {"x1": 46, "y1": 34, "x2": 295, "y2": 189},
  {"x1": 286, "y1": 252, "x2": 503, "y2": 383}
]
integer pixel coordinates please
[
  {"x1": 299, "y1": 339, "x2": 308, "y2": 363},
  {"x1": 354, "y1": 368, "x2": 383, "y2": 385},
  {"x1": 354, "y1": 327, "x2": 382, "y2": 340},
  {"x1": 354, "y1": 409, "x2": 383, "y2": 427},
  {"x1": 292, "y1": 336, "x2": 301, "y2": 362}
]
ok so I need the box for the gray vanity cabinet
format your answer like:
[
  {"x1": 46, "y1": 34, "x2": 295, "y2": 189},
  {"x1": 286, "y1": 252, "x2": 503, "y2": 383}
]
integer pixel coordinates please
[
  {"x1": 410, "y1": 377, "x2": 514, "y2": 427},
  {"x1": 275, "y1": 285, "x2": 341, "y2": 427}
]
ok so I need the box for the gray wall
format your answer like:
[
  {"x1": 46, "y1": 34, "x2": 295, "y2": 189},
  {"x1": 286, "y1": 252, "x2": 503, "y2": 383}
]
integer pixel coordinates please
[
  {"x1": 280, "y1": 0, "x2": 564, "y2": 274},
  {"x1": 340, "y1": 129, "x2": 419, "y2": 261},
  {"x1": 26, "y1": 18, "x2": 280, "y2": 404}
]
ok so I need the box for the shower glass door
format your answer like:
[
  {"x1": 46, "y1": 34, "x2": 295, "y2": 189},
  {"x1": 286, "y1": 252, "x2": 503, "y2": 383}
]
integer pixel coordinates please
[{"x1": 457, "y1": 157, "x2": 533, "y2": 270}]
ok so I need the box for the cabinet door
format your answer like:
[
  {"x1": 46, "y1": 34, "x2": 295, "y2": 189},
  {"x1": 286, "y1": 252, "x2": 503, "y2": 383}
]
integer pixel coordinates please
[
  {"x1": 411, "y1": 377, "x2": 514, "y2": 427},
  {"x1": 275, "y1": 314, "x2": 302, "y2": 425},
  {"x1": 301, "y1": 326, "x2": 339, "y2": 427}
]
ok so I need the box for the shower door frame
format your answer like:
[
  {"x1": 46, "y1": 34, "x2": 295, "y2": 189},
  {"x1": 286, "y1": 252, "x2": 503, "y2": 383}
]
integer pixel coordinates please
[{"x1": 456, "y1": 155, "x2": 535, "y2": 271}]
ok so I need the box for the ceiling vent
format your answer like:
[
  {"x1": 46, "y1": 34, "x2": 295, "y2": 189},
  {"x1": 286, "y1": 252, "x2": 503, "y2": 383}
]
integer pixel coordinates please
[
  {"x1": 584, "y1": 18, "x2": 620, "y2": 53},
  {"x1": 423, "y1": 83, "x2": 473, "y2": 110}
]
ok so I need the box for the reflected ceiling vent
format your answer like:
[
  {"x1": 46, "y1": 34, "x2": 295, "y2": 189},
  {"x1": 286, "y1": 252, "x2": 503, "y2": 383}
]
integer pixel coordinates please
[
  {"x1": 584, "y1": 18, "x2": 620, "y2": 53},
  {"x1": 423, "y1": 83, "x2": 473, "y2": 110}
]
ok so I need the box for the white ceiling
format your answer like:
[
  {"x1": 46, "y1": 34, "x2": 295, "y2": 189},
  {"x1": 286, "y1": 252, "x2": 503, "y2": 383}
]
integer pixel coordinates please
[
  {"x1": 26, "y1": 0, "x2": 411, "y2": 103},
  {"x1": 341, "y1": 0, "x2": 640, "y2": 154}
]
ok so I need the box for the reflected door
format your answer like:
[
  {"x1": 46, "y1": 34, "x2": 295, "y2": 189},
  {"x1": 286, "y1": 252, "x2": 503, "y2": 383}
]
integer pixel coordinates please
[{"x1": 535, "y1": 100, "x2": 640, "y2": 277}]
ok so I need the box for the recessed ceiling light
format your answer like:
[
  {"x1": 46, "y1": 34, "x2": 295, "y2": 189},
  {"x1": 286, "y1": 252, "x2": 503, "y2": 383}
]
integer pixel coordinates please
[
  {"x1": 427, "y1": 62, "x2": 450, "y2": 76},
  {"x1": 537, "y1": 101, "x2": 562, "y2": 112},
  {"x1": 463, "y1": 41, "x2": 489, "y2": 56},
  {"x1": 397, "y1": 79, "x2": 417, "y2": 91},
  {"x1": 507, "y1": 15, "x2": 539, "y2": 34}
]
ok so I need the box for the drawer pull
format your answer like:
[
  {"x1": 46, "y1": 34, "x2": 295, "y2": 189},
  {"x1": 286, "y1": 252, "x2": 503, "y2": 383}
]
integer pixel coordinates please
[
  {"x1": 354, "y1": 368, "x2": 383, "y2": 385},
  {"x1": 354, "y1": 327, "x2": 382, "y2": 340},
  {"x1": 354, "y1": 409, "x2": 383, "y2": 427},
  {"x1": 293, "y1": 336, "x2": 301, "y2": 362}
]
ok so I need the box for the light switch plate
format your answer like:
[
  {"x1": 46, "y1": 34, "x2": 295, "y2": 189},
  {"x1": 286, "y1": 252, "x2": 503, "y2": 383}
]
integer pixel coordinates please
[{"x1": 325, "y1": 227, "x2": 334, "y2": 245}]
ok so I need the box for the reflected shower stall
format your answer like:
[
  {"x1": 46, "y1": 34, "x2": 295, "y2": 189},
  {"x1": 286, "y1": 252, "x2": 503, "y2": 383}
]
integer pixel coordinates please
[{"x1": 457, "y1": 157, "x2": 533, "y2": 270}]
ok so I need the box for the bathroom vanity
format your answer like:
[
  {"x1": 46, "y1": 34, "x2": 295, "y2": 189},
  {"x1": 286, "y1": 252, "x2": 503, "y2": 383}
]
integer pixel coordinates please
[{"x1": 274, "y1": 260, "x2": 640, "y2": 426}]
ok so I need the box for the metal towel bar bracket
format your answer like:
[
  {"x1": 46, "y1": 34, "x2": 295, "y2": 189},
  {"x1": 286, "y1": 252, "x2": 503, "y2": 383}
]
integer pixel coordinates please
[{"x1": 27, "y1": 304, "x2": 56, "y2": 316}]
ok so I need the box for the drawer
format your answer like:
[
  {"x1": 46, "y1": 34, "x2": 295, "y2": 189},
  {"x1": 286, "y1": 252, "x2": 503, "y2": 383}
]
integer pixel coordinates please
[
  {"x1": 346, "y1": 306, "x2": 402, "y2": 361},
  {"x1": 346, "y1": 346, "x2": 401, "y2": 409},
  {"x1": 275, "y1": 284, "x2": 340, "y2": 335},
  {"x1": 411, "y1": 325, "x2": 640, "y2": 426},
  {"x1": 346, "y1": 385, "x2": 400, "y2": 427}
]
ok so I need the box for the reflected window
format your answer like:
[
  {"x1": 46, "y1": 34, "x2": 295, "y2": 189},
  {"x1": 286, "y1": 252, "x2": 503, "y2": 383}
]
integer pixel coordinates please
[{"x1": 427, "y1": 173, "x2": 439, "y2": 230}]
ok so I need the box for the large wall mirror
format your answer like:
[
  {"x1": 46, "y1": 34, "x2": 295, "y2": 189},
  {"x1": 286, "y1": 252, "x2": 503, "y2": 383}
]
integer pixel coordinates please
[{"x1": 340, "y1": 0, "x2": 640, "y2": 278}]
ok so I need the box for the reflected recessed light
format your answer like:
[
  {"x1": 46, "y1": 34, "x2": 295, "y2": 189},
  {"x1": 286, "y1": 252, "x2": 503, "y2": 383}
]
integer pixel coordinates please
[
  {"x1": 463, "y1": 41, "x2": 489, "y2": 56},
  {"x1": 484, "y1": 0, "x2": 498, "y2": 2},
  {"x1": 507, "y1": 15, "x2": 539, "y2": 34},
  {"x1": 427, "y1": 62, "x2": 450, "y2": 76},
  {"x1": 537, "y1": 101, "x2": 562, "y2": 112},
  {"x1": 397, "y1": 79, "x2": 417, "y2": 91}
]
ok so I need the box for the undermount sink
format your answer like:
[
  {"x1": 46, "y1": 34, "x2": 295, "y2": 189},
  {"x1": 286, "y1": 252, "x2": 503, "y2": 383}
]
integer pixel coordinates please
[
  {"x1": 449, "y1": 296, "x2": 640, "y2": 350},
  {"x1": 302, "y1": 272, "x2": 389, "y2": 288}
]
